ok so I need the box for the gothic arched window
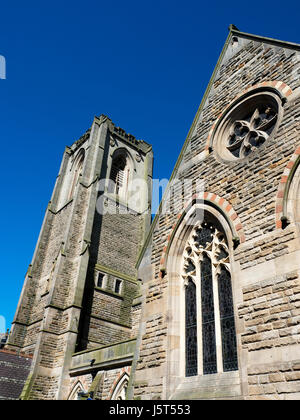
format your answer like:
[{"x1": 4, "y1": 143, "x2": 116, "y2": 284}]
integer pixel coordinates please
[
  {"x1": 201, "y1": 253, "x2": 217, "y2": 375},
  {"x1": 111, "y1": 373, "x2": 129, "y2": 400},
  {"x1": 68, "y1": 381, "x2": 86, "y2": 400},
  {"x1": 68, "y1": 149, "x2": 84, "y2": 200},
  {"x1": 182, "y1": 221, "x2": 238, "y2": 377},
  {"x1": 109, "y1": 151, "x2": 131, "y2": 201},
  {"x1": 185, "y1": 278, "x2": 197, "y2": 377}
]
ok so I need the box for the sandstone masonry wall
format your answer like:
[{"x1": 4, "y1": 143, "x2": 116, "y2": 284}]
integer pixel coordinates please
[{"x1": 133, "y1": 35, "x2": 300, "y2": 400}]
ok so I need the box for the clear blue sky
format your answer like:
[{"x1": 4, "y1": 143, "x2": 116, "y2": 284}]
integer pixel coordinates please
[{"x1": 1, "y1": 0, "x2": 300, "y2": 332}]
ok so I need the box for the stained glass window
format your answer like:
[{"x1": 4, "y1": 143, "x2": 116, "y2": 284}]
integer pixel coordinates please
[
  {"x1": 201, "y1": 254, "x2": 217, "y2": 374},
  {"x1": 218, "y1": 266, "x2": 238, "y2": 372},
  {"x1": 194, "y1": 224, "x2": 214, "y2": 248},
  {"x1": 183, "y1": 221, "x2": 238, "y2": 378},
  {"x1": 185, "y1": 279, "x2": 198, "y2": 376},
  {"x1": 217, "y1": 246, "x2": 228, "y2": 261}
]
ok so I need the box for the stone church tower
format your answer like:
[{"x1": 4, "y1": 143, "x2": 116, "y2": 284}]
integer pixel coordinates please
[
  {"x1": 4, "y1": 25, "x2": 300, "y2": 400},
  {"x1": 5, "y1": 115, "x2": 153, "y2": 399}
]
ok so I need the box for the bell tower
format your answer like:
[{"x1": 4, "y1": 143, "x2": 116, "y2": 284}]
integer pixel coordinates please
[{"x1": 6, "y1": 115, "x2": 153, "y2": 400}]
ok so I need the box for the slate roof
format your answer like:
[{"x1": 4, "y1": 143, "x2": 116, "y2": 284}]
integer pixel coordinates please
[{"x1": 0, "y1": 350, "x2": 32, "y2": 400}]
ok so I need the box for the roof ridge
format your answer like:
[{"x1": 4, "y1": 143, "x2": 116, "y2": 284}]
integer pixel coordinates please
[
  {"x1": 0, "y1": 348, "x2": 33, "y2": 359},
  {"x1": 229, "y1": 25, "x2": 300, "y2": 50}
]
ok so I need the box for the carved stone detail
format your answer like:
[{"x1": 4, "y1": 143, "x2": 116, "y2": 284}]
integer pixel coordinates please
[
  {"x1": 227, "y1": 106, "x2": 277, "y2": 158},
  {"x1": 212, "y1": 91, "x2": 283, "y2": 162},
  {"x1": 182, "y1": 222, "x2": 230, "y2": 285}
]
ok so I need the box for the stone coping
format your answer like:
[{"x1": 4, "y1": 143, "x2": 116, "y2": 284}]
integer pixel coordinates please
[{"x1": 70, "y1": 339, "x2": 136, "y2": 375}]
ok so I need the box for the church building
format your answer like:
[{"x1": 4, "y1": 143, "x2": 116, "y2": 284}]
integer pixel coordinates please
[{"x1": 2, "y1": 25, "x2": 300, "y2": 400}]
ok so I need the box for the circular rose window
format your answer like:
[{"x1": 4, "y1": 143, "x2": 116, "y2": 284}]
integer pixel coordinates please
[{"x1": 212, "y1": 91, "x2": 283, "y2": 162}]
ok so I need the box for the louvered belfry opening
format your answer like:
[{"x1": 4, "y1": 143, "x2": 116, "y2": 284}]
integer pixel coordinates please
[{"x1": 110, "y1": 155, "x2": 127, "y2": 195}]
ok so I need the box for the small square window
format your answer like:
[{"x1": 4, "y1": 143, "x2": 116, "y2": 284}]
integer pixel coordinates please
[
  {"x1": 114, "y1": 279, "x2": 122, "y2": 294},
  {"x1": 97, "y1": 273, "x2": 105, "y2": 288}
]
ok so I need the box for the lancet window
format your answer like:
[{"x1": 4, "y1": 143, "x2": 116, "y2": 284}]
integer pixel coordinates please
[
  {"x1": 68, "y1": 150, "x2": 84, "y2": 200},
  {"x1": 109, "y1": 152, "x2": 131, "y2": 201},
  {"x1": 182, "y1": 221, "x2": 238, "y2": 376}
]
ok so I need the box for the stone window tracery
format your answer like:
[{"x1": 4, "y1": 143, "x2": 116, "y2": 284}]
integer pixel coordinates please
[
  {"x1": 182, "y1": 221, "x2": 238, "y2": 376},
  {"x1": 227, "y1": 105, "x2": 278, "y2": 158},
  {"x1": 213, "y1": 90, "x2": 282, "y2": 162}
]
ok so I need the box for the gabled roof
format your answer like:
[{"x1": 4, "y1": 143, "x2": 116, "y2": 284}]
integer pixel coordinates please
[
  {"x1": 229, "y1": 25, "x2": 300, "y2": 51},
  {"x1": 136, "y1": 25, "x2": 300, "y2": 267}
]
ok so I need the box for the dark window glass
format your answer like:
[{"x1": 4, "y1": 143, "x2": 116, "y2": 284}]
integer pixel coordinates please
[
  {"x1": 97, "y1": 273, "x2": 104, "y2": 288},
  {"x1": 110, "y1": 156, "x2": 126, "y2": 194},
  {"x1": 201, "y1": 254, "x2": 217, "y2": 374},
  {"x1": 185, "y1": 258, "x2": 195, "y2": 274},
  {"x1": 217, "y1": 246, "x2": 229, "y2": 261},
  {"x1": 218, "y1": 266, "x2": 238, "y2": 372},
  {"x1": 194, "y1": 224, "x2": 214, "y2": 248},
  {"x1": 115, "y1": 279, "x2": 122, "y2": 294},
  {"x1": 183, "y1": 222, "x2": 238, "y2": 378},
  {"x1": 185, "y1": 279, "x2": 198, "y2": 377}
]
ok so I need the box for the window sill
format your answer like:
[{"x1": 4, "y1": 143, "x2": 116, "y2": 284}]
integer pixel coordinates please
[{"x1": 94, "y1": 286, "x2": 124, "y2": 300}]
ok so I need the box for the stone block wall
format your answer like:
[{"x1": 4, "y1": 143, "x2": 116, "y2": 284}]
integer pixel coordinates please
[
  {"x1": 132, "y1": 32, "x2": 300, "y2": 400},
  {"x1": 95, "y1": 211, "x2": 144, "y2": 279},
  {"x1": 74, "y1": 194, "x2": 146, "y2": 351},
  {"x1": 247, "y1": 360, "x2": 300, "y2": 400},
  {"x1": 239, "y1": 270, "x2": 300, "y2": 399}
]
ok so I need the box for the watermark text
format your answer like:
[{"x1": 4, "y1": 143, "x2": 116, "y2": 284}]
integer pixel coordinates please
[{"x1": 0, "y1": 55, "x2": 6, "y2": 79}]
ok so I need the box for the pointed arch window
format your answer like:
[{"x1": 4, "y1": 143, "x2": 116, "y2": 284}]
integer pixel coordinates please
[
  {"x1": 68, "y1": 150, "x2": 84, "y2": 200},
  {"x1": 68, "y1": 381, "x2": 86, "y2": 400},
  {"x1": 182, "y1": 221, "x2": 238, "y2": 377},
  {"x1": 111, "y1": 373, "x2": 129, "y2": 400},
  {"x1": 201, "y1": 253, "x2": 217, "y2": 375},
  {"x1": 218, "y1": 265, "x2": 238, "y2": 372},
  {"x1": 109, "y1": 151, "x2": 131, "y2": 201},
  {"x1": 185, "y1": 278, "x2": 197, "y2": 377}
]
